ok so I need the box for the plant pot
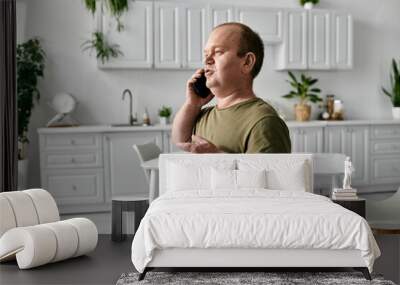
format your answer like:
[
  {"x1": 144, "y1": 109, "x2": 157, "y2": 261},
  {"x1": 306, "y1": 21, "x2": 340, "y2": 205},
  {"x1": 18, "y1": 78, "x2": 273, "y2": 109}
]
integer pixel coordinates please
[
  {"x1": 295, "y1": 104, "x2": 311, "y2": 121},
  {"x1": 159, "y1": 116, "x2": 169, "y2": 125},
  {"x1": 393, "y1": 107, "x2": 400, "y2": 120},
  {"x1": 18, "y1": 159, "x2": 28, "y2": 190},
  {"x1": 304, "y1": 2, "x2": 314, "y2": 9}
]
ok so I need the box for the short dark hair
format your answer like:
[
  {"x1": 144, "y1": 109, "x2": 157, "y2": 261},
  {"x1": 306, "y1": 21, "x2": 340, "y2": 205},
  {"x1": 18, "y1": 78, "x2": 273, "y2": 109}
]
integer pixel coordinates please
[{"x1": 214, "y1": 22, "x2": 265, "y2": 79}]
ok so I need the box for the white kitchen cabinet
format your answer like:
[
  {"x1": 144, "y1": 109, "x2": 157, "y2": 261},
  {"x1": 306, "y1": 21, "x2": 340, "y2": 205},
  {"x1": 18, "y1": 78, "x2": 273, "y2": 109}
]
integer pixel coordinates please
[
  {"x1": 370, "y1": 125, "x2": 400, "y2": 186},
  {"x1": 324, "y1": 126, "x2": 369, "y2": 185},
  {"x1": 182, "y1": 4, "x2": 208, "y2": 69},
  {"x1": 276, "y1": 9, "x2": 352, "y2": 70},
  {"x1": 276, "y1": 9, "x2": 307, "y2": 69},
  {"x1": 98, "y1": 1, "x2": 153, "y2": 69},
  {"x1": 308, "y1": 10, "x2": 331, "y2": 69},
  {"x1": 289, "y1": 127, "x2": 323, "y2": 153},
  {"x1": 235, "y1": 7, "x2": 283, "y2": 44},
  {"x1": 208, "y1": 5, "x2": 234, "y2": 32},
  {"x1": 163, "y1": 131, "x2": 181, "y2": 153},
  {"x1": 154, "y1": 2, "x2": 182, "y2": 68},
  {"x1": 331, "y1": 12, "x2": 353, "y2": 69},
  {"x1": 103, "y1": 132, "x2": 163, "y2": 199}
]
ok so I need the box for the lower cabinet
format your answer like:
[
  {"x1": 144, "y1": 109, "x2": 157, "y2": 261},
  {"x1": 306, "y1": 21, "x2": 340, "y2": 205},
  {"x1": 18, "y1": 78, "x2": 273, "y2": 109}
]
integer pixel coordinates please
[
  {"x1": 38, "y1": 123, "x2": 400, "y2": 214},
  {"x1": 289, "y1": 127, "x2": 323, "y2": 153},
  {"x1": 324, "y1": 125, "x2": 369, "y2": 186},
  {"x1": 103, "y1": 132, "x2": 163, "y2": 200}
]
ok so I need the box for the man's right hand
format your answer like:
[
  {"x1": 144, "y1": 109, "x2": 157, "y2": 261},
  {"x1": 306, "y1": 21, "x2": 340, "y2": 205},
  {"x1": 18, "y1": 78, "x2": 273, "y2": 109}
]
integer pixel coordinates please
[{"x1": 186, "y1": 69, "x2": 214, "y2": 107}]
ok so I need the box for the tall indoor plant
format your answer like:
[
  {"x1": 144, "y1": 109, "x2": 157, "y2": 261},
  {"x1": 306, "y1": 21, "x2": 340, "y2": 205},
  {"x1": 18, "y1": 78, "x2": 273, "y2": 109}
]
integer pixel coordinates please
[
  {"x1": 17, "y1": 38, "x2": 46, "y2": 188},
  {"x1": 382, "y1": 58, "x2": 400, "y2": 119},
  {"x1": 282, "y1": 71, "x2": 322, "y2": 121}
]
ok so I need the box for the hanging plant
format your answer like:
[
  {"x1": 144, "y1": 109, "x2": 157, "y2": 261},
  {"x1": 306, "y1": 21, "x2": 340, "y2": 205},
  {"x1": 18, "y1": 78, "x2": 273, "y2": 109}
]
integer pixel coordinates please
[
  {"x1": 106, "y1": 0, "x2": 129, "y2": 32},
  {"x1": 82, "y1": 0, "x2": 129, "y2": 62},
  {"x1": 81, "y1": 31, "x2": 123, "y2": 64},
  {"x1": 83, "y1": 0, "x2": 129, "y2": 32},
  {"x1": 84, "y1": 0, "x2": 96, "y2": 15}
]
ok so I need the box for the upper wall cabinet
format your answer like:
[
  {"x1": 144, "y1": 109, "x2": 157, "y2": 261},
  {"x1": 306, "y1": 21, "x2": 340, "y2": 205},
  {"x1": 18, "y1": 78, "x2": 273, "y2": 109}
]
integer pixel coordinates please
[
  {"x1": 331, "y1": 12, "x2": 353, "y2": 69},
  {"x1": 97, "y1": 1, "x2": 153, "y2": 69},
  {"x1": 97, "y1": 2, "x2": 352, "y2": 70},
  {"x1": 235, "y1": 7, "x2": 283, "y2": 44},
  {"x1": 154, "y1": 2, "x2": 182, "y2": 68},
  {"x1": 182, "y1": 4, "x2": 208, "y2": 69},
  {"x1": 275, "y1": 9, "x2": 353, "y2": 70},
  {"x1": 154, "y1": 2, "x2": 208, "y2": 69},
  {"x1": 276, "y1": 9, "x2": 308, "y2": 69},
  {"x1": 208, "y1": 5, "x2": 234, "y2": 32}
]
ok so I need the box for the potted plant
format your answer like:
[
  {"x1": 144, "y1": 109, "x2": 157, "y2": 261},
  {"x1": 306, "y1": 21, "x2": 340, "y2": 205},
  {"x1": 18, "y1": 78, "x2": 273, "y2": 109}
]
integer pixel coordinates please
[
  {"x1": 382, "y1": 59, "x2": 400, "y2": 119},
  {"x1": 300, "y1": 0, "x2": 319, "y2": 9},
  {"x1": 158, "y1": 106, "x2": 172, "y2": 125},
  {"x1": 282, "y1": 71, "x2": 322, "y2": 121},
  {"x1": 17, "y1": 38, "x2": 45, "y2": 189}
]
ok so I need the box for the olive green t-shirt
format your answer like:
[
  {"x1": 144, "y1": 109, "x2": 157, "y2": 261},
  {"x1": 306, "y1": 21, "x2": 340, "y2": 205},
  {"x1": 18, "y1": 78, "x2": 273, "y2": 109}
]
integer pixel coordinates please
[{"x1": 193, "y1": 97, "x2": 291, "y2": 153}]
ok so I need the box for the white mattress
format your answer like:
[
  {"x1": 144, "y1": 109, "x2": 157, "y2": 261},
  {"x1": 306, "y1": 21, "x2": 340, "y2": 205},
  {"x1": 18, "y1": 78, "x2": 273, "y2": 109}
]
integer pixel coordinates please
[{"x1": 131, "y1": 190, "x2": 380, "y2": 273}]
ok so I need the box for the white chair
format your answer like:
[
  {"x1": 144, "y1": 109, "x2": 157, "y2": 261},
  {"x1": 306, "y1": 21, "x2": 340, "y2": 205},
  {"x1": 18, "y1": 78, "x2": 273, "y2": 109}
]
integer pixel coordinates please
[
  {"x1": 111, "y1": 142, "x2": 161, "y2": 242},
  {"x1": 313, "y1": 153, "x2": 346, "y2": 195},
  {"x1": 0, "y1": 189, "x2": 98, "y2": 269}
]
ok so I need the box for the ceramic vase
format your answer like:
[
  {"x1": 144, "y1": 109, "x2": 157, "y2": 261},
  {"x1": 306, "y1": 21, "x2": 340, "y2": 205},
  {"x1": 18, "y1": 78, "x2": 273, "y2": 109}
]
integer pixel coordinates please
[
  {"x1": 159, "y1": 117, "x2": 169, "y2": 125},
  {"x1": 393, "y1": 107, "x2": 400, "y2": 120},
  {"x1": 304, "y1": 2, "x2": 314, "y2": 9},
  {"x1": 295, "y1": 104, "x2": 311, "y2": 121}
]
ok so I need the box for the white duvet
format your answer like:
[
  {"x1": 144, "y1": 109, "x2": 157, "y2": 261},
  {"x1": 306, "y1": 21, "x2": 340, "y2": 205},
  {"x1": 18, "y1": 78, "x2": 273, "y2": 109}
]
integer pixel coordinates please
[{"x1": 131, "y1": 190, "x2": 380, "y2": 273}]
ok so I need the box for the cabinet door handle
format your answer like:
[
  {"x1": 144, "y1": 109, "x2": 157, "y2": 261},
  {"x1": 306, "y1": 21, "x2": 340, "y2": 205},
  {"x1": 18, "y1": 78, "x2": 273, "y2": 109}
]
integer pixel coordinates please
[
  {"x1": 71, "y1": 139, "x2": 76, "y2": 145},
  {"x1": 71, "y1": 158, "x2": 76, "y2": 163},
  {"x1": 72, "y1": 185, "x2": 77, "y2": 191}
]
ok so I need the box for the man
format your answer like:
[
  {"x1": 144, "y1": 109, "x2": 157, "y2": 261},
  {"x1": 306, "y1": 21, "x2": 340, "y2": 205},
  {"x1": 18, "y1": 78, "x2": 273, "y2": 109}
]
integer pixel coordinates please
[{"x1": 171, "y1": 22, "x2": 291, "y2": 153}]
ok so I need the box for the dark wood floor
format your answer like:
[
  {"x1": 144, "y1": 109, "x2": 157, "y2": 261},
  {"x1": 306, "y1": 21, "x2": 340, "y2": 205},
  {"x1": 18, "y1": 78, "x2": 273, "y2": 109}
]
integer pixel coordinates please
[{"x1": 0, "y1": 235, "x2": 134, "y2": 285}]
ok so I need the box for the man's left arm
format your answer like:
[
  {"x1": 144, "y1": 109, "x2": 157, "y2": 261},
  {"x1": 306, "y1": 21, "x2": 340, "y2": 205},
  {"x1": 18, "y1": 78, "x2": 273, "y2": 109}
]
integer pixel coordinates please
[{"x1": 246, "y1": 116, "x2": 292, "y2": 153}]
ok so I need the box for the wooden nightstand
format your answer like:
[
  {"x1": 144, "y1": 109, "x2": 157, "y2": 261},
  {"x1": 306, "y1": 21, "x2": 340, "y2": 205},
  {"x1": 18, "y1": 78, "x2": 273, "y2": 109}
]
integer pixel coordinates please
[{"x1": 332, "y1": 198, "x2": 366, "y2": 218}]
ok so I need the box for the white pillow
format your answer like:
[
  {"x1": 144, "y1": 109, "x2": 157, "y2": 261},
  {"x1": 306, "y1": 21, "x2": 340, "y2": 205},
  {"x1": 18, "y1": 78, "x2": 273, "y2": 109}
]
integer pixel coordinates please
[
  {"x1": 211, "y1": 168, "x2": 267, "y2": 190},
  {"x1": 166, "y1": 159, "x2": 235, "y2": 191},
  {"x1": 237, "y1": 169, "x2": 267, "y2": 188},
  {"x1": 238, "y1": 159, "x2": 309, "y2": 192}
]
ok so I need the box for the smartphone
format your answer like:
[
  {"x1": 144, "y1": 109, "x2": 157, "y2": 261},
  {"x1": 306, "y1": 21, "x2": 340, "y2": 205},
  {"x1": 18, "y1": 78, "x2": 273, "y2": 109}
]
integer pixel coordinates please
[{"x1": 193, "y1": 73, "x2": 211, "y2": 98}]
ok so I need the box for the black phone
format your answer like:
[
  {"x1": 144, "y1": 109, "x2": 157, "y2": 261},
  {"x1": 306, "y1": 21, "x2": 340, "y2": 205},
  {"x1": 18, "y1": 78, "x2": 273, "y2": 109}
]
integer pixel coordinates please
[{"x1": 193, "y1": 73, "x2": 211, "y2": 98}]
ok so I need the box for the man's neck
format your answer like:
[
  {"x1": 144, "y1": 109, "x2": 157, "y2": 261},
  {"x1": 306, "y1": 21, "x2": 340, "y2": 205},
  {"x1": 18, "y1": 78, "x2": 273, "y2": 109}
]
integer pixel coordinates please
[{"x1": 216, "y1": 87, "x2": 256, "y2": 109}]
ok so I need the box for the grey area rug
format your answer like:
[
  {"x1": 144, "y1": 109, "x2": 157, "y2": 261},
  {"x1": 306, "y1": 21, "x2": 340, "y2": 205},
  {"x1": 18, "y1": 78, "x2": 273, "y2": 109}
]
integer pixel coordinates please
[{"x1": 116, "y1": 271, "x2": 396, "y2": 285}]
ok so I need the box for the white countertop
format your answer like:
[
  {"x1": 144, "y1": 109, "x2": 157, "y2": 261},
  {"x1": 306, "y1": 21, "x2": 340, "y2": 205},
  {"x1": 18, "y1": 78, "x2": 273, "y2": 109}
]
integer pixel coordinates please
[{"x1": 37, "y1": 120, "x2": 400, "y2": 134}]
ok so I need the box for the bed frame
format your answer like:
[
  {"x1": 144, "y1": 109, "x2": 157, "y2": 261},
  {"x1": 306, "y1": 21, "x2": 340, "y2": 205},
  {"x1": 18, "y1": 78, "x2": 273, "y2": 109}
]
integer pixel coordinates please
[{"x1": 138, "y1": 154, "x2": 372, "y2": 281}]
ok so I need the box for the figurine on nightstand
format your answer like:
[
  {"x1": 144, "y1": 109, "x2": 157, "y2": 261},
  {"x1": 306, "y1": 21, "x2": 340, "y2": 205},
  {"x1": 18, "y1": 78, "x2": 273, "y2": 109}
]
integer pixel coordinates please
[
  {"x1": 343, "y1": 156, "x2": 355, "y2": 189},
  {"x1": 332, "y1": 156, "x2": 358, "y2": 200}
]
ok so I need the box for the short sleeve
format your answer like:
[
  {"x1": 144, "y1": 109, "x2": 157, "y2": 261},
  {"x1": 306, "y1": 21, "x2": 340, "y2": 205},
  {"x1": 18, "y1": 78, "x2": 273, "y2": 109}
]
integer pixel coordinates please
[{"x1": 246, "y1": 116, "x2": 291, "y2": 153}]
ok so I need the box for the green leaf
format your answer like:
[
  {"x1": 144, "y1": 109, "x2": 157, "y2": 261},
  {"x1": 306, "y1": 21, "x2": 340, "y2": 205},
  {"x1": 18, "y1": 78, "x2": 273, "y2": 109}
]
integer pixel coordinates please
[
  {"x1": 84, "y1": 0, "x2": 96, "y2": 15},
  {"x1": 288, "y1": 71, "x2": 298, "y2": 84}
]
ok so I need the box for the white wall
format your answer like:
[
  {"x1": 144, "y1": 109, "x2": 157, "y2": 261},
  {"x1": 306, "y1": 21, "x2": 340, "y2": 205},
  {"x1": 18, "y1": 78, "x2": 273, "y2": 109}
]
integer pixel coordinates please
[{"x1": 17, "y1": 0, "x2": 400, "y2": 188}]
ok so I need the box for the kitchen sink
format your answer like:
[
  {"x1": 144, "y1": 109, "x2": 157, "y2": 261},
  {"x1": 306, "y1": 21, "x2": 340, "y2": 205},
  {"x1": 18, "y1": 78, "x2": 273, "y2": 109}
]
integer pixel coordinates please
[{"x1": 111, "y1": 123, "x2": 144, "y2": 127}]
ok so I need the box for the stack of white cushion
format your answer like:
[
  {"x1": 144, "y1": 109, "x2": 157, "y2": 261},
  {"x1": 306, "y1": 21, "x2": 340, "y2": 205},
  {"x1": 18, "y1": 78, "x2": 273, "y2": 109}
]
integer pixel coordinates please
[
  {"x1": 164, "y1": 156, "x2": 311, "y2": 193},
  {"x1": 0, "y1": 189, "x2": 98, "y2": 269}
]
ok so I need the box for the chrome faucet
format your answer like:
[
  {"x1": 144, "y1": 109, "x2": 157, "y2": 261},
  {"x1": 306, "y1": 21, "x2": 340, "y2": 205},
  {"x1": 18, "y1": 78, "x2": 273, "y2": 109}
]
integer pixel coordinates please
[{"x1": 122, "y1": 89, "x2": 137, "y2": 125}]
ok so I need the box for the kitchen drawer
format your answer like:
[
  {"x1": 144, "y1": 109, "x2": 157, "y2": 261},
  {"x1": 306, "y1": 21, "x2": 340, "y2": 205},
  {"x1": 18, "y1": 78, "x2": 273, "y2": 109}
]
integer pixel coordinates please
[
  {"x1": 41, "y1": 150, "x2": 102, "y2": 168},
  {"x1": 42, "y1": 169, "x2": 104, "y2": 205},
  {"x1": 370, "y1": 140, "x2": 400, "y2": 154},
  {"x1": 41, "y1": 134, "x2": 101, "y2": 150},
  {"x1": 370, "y1": 156, "x2": 400, "y2": 184},
  {"x1": 370, "y1": 125, "x2": 400, "y2": 139}
]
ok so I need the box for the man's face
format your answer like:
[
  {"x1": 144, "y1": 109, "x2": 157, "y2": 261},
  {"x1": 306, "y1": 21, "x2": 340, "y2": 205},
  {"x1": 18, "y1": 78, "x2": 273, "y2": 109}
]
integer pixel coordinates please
[{"x1": 203, "y1": 25, "x2": 246, "y2": 94}]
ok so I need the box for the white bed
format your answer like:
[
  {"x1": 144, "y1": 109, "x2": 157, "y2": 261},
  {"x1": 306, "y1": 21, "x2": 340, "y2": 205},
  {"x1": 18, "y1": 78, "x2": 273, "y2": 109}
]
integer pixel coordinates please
[{"x1": 131, "y1": 154, "x2": 380, "y2": 280}]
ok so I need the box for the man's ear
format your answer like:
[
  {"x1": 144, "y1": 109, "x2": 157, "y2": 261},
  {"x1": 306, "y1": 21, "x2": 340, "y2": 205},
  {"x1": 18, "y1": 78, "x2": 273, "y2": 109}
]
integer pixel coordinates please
[{"x1": 242, "y1": 52, "x2": 256, "y2": 75}]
